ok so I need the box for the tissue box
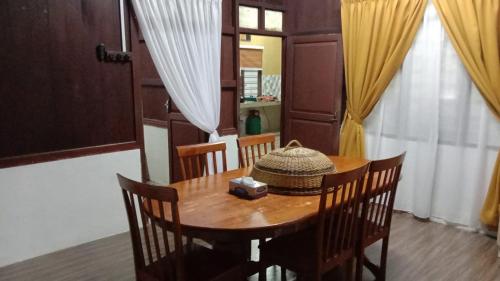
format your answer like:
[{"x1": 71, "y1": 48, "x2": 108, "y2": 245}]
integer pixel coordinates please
[{"x1": 229, "y1": 177, "x2": 268, "y2": 200}]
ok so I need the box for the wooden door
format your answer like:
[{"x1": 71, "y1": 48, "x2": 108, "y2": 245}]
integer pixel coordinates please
[{"x1": 283, "y1": 34, "x2": 343, "y2": 154}]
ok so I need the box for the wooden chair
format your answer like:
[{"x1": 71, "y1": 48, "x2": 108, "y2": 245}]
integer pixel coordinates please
[
  {"x1": 176, "y1": 142, "x2": 227, "y2": 180},
  {"x1": 237, "y1": 133, "x2": 276, "y2": 168},
  {"x1": 237, "y1": 133, "x2": 279, "y2": 278},
  {"x1": 259, "y1": 163, "x2": 371, "y2": 281},
  {"x1": 117, "y1": 174, "x2": 245, "y2": 281},
  {"x1": 356, "y1": 153, "x2": 406, "y2": 281}
]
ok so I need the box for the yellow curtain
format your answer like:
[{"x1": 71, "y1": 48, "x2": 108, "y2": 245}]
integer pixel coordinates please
[
  {"x1": 340, "y1": 0, "x2": 427, "y2": 157},
  {"x1": 432, "y1": 0, "x2": 500, "y2": 227}
]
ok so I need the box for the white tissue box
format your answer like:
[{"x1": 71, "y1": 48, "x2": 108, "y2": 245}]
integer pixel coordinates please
[{"x1": 229, "y1": 177, "x2": 268, "y2": 199}]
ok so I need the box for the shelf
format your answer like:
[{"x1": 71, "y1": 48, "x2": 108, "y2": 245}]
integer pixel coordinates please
[
  {"x1": 240, "y1": 101, "x2": 281, "y2": 109},
  {"x1": 240, "y1": 130, "x2": 281, "y2": 137}
]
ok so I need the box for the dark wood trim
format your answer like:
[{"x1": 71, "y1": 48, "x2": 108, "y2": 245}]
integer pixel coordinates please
[
  {"x1": 239, "y1": 0, "x2": 286, "y2": 11},
  {"x1": 290, "y1": 29, "x2": 343, "y2": 36},
  {"x1": 222, "y1": 25, "x2": 236, "y2": 35},
  {"x1": 128, "y1": 2, "x2": 149, "y2": 182},
  {"x1": 279, "y1": 36, "x2": 287, "y2": 147},
  {"x1": 219, "y1": 127, "x2": 239, "y2": 136},
  {"x1": 141, "y1": 78, "x2": 164, "y2": 87},
  {"x1": 143, "y1": 118, "x2": 169, "y2": 129},
  {"x1": 0, "y1": 142, "x2": 140, "y2": 169},
  {"x1": 239, "y1": 28, "x2": 286, "y2": 37},
  {"x1": 221, "y1": 80, "x2": 237, "y2": 88},
  {"x1": 234, "y1": 0, "x2": 242, "y2": 136}
]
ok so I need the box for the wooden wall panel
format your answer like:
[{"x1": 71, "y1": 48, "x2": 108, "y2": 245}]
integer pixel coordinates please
[
  {"x1": 0, "y1": 0, "x2": 139, "y2": 164},
  {"x1": 218, "y1": 89, "x2": 237, "y2": 135},
  {"x1": 287, "y1": 0, "x2": 341, "y2": 35},
  {"x1": 221, "y1": 35, "x2": 236, "y2": 81},
  {"x1": 142, "y1": 85, "x2": 168, "y2": 122},
  {"x1": 291, "y1": 41, "x2": 340, "y2": 114}
]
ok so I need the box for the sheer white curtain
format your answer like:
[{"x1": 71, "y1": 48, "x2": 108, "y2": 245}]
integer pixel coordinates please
[
  {"x1": 132, "y1": 0, "x2": 222, "y2": 141},
  {"x1": 365, "y1": 2, "x2": 500, "y2": 229}
]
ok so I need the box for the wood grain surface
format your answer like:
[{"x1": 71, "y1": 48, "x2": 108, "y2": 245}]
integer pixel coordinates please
[{"x1": 148, "y1": 156, "x2": 368, "y2": 240}]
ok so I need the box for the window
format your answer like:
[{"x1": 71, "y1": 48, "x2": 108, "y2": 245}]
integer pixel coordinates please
[
  {"x1": 264, "y1": 10, "x2": 283, "y2": 32},
  {"x1": 239, "y1": 6, "x2": 259, "y2": 29},
  {"x1": 241, "y1": 69, "x2": 262, "y2": 98}
]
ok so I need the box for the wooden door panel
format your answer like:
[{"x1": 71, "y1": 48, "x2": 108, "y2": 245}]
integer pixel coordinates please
[
  {"x1": 284, "y1": 34, "x2": 343, "y2": 155},
  {"x1": 289, "y1": 119, "x2": 338, "y2": 155},
  {"x1": 291, "y1": 41, "x2": 339, "y2": 114}
]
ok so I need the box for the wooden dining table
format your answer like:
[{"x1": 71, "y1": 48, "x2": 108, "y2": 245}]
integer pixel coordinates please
[{"x1": 149, "y1": 156, "x2": 369, "y2": 242}]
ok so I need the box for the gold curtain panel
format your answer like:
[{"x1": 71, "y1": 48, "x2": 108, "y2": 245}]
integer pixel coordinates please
[
  {"x1": 339, "y1": 0, "x2": 427, "y2": 157},
  {"x1": 432, "y1": 0, "x2": 500, "y2": 227}
]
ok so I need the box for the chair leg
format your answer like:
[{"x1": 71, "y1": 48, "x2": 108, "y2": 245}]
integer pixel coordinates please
[
  {"x1": 345, "y1": 258, "x2": 354, "y2": 281},
  {"x1": 378, "y1": 237, "x2": 390, "y2": 281},
  {"x1": 186, "y1": 236, "x2": 194, "y2": 251},
  {"x1": 258, "y1": 238, "x2": 267, "y2": 281},
  {"x1": 280, "y1": 266, "x2": 286, "y2": 281},
  {"x1": 355, "y1": 250, "x2": 364, "y2": 281},
  {"x1": 258, "y1": 267, "x2": 267, "y2": 281}
]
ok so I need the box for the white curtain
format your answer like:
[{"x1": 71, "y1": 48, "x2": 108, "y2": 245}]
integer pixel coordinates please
[
  {"x1": 365, "y1": 2, "x2": 500, "y2": 229},
  {"x1": 132, "y1": 0, "x2": 222, "y2": 141}
]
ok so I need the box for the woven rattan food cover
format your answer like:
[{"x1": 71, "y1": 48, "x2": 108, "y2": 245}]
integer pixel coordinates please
[{"x1": 250, "y1": 140, "x2": 335, "y2": 194}]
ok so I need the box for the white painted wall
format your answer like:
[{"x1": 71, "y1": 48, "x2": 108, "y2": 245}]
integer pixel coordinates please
[
  {"x1": 219, "y1": 134, "x2": 239, "y2": 170},
  {"x1": 0, "y1": 149, "x2": 141, "y2": 267},
  {"x1": 144, "y1": 125, "x2": 170, "y2": 184}
]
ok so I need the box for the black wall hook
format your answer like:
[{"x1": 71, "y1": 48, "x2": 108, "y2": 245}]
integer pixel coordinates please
[{"x1": 96, "y1": 43, "x2": 131, "y2": 63}]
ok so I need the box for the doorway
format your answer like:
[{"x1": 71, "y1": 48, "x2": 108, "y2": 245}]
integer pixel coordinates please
[{"x1": 239, "y1": 34, "x2": 284, "y2": 146}]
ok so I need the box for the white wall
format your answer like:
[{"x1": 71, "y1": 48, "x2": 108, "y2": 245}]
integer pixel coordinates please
[
  {"x1": 144, "y1": 125, "x2": 170, "y2": 184},
  {"x1": 0, "y1": 149, "x2": 141, "y2": 267}
]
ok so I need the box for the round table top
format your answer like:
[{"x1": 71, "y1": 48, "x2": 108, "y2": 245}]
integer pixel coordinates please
[{"x1": 150, "y1": 156, "x2": 368, "y2": 240}]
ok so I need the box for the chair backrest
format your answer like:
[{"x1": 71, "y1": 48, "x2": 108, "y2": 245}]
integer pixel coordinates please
[
  {"x1": 117, "y1": 174, "x2": 185, "y2": 281},
  {"x1": 236, "y1": 133, "x2": 276, "y2": 168},
  {"x1": 316, "y1": 163, "x2": 371, "y2": 270},
  {"x1": 361, "y1": 153, "x2": 406, "y2": 243},
  {"x1": 176, "y1": 141, "x2": 227, "y2": 180}
]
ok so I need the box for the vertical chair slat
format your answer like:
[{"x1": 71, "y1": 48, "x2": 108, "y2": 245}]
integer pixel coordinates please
[
  {"x1": 212, "y1": 151, "x2": 218, "y2": 173},
  {"x1": 196, "y1": 157, "x2": 202, "y2": 178},
  {"x1": 158, "y1": 202, "x2": 175, "y2": 281},
  {"x1": 187, "y1": 158, "x2": 193, "y2": 179},
  {"x1": 340, "y1": 182, "x2": 355, "y2": 250},
  {"x1": 250, "y1": 146, "x2": 256, "y2": 165},
  {"x1": 126, "y1": 191, "x2": 146, "y2": 268},
  {"x1": 138, "y1": 195, "x2": 154, "y2": 265},
  {"x1": 325, "y1": 187, "x2": 338, "y2": 258},
  {"x1": 244, "y1": 147, "x2": 250, "y2": 167},
  {"x1": 204, "y1": 154, "x2": 210, "y2": 176},
  {"x1": 332, "y1": 184, "x2": 346, "y2": 254},
  {"x1": 179, "y1": 159, "x2": 187, "y2": 181},
  {"x1": 222, "y1": 150, "x2": 227, "y2": 171},
  {"x1": 146, "y1": 198, "x2": 162, "y2": 263}
]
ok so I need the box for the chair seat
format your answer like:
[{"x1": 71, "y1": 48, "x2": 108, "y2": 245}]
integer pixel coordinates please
[
  {"x1": 145, "y1": 244, "x2": 244, "y2": 281},
  {"x1": 260, "y1": 228, "x2": 318, "y2": 273}
]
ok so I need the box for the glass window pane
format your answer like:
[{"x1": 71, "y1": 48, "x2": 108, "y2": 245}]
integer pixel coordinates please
[
  {"x1": 239, "y1": 6, "x2": 259, "y2": 29},
  {"x1": 265, "y1": 10, "x2": 283, "y2": 32}
]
